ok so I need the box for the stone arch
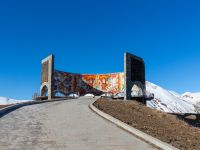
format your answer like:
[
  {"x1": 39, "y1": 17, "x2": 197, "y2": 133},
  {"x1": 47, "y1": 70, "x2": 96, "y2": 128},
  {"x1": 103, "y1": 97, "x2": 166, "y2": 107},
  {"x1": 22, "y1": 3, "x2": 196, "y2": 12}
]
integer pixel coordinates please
[
  {"x1": 131, "y1": 81, "x2": 145, "y2": 97},
  {"x1": 40, "y1": 82, "x2": 49, "y2": 97},
  {"x1": 41, "y1": 85, "x2": 48, "y2": 97}
]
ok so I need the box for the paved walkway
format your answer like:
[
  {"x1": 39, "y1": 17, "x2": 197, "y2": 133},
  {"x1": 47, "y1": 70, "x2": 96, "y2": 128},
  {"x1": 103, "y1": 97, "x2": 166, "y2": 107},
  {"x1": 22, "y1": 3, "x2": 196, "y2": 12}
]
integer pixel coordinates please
[{"x1": 0, "y1": 97, "x2": 157, "y2": 150}]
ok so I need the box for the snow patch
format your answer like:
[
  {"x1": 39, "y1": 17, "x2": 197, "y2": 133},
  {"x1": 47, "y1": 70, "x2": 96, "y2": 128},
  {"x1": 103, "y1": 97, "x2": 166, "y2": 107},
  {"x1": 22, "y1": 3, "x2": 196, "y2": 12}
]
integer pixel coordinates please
[
  {"x1": 84, "y1": 93, "x2": 95, "y2": 97},
  {"x1": 0, "y1": 97, "x2": 32, "y2": 105},
  {"x1": 181, "y1": 92, "x2": 200, "y2": 104},
  {"x1": 67, "y1": 93, "x2": 79, "y2": 98}
]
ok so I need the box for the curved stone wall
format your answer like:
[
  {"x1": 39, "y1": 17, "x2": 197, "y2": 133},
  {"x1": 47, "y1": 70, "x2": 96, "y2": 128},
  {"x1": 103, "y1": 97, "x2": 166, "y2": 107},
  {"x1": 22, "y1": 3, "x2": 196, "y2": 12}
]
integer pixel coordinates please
[{"x1": 53, "y1": 70, "x2": 124, "y2": 96}]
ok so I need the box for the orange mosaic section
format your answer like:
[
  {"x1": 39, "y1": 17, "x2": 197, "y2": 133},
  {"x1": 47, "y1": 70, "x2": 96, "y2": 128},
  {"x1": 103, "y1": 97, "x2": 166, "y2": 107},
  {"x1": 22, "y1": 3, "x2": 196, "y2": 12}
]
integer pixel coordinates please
[{"x1": 81, "y1": 73, "x2": 124, "y2": 94}]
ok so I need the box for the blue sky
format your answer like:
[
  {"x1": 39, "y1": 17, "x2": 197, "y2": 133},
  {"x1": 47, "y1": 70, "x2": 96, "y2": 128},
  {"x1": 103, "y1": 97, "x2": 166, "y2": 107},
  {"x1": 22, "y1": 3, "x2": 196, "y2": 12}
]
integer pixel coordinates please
[{"x1": 0, "y1": 0, "x2": 200, "y2": 99}]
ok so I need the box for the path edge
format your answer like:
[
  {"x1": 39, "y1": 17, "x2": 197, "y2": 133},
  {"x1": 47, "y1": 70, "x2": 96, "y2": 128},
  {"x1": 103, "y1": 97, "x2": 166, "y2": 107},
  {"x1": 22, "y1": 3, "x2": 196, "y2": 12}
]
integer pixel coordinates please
[
  {"x1": 0, "y1": 98, "x2": 75, "y2": 117},
  {"x1": 89, "y1": 103, "x2": 179, "y2": 150}
]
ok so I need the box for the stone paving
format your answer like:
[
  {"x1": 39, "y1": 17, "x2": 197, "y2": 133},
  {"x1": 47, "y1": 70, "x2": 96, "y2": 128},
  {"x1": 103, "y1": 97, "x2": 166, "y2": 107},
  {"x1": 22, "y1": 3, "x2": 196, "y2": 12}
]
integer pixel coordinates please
[{"x1": 0, "y1": 97, "x2": 157, "y2": 150}]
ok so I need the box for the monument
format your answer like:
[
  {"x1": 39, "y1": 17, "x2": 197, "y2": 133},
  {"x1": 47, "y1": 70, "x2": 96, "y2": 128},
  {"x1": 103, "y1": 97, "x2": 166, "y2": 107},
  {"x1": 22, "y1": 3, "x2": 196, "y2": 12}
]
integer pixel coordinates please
[{"x1": 40, "y1": 52, "x2": 146, "y2": 101}]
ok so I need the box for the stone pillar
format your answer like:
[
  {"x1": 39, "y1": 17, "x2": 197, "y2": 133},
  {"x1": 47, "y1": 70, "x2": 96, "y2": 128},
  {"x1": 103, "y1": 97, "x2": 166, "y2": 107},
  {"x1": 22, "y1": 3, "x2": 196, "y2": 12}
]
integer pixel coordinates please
[
  {"x1": 124, "y1": 52, "x2": 145, "y2": 100},
  {"x1": 40, "y1": 54, "x2": 54, "y2": 100}
]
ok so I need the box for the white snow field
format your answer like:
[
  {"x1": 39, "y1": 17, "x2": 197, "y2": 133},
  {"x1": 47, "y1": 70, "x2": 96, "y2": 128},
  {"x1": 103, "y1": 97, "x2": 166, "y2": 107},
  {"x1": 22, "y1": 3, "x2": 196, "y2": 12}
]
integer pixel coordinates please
[
  {"x1": 181, "y1": 92, "x2": 200, "y2": 104},
  {"x1": 0, "y1": 97, "x2": 31, "y2": 105},
  {"x1": 146, "y1": 81, "x2": 199, "y2": 113}
]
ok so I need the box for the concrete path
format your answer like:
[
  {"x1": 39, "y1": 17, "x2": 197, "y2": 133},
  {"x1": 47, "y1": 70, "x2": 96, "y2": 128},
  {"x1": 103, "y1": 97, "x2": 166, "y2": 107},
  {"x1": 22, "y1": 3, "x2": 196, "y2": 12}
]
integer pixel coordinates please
[{"x1": 0, "y1": 97, "x2": 157, "y2": 150}]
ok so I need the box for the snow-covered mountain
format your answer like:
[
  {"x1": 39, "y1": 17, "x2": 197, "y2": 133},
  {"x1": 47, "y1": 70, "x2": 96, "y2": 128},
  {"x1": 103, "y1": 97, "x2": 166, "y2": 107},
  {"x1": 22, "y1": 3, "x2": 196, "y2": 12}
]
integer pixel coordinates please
[
  {"x1": 146, "y1": 81, "x2": 198, "y2": 113},
  {"x1": 0, "y1": 97, "x2": 31, "y2": 105},
  {"x1": 181, "y1": 92, "x2": 200, "y2": 104}
]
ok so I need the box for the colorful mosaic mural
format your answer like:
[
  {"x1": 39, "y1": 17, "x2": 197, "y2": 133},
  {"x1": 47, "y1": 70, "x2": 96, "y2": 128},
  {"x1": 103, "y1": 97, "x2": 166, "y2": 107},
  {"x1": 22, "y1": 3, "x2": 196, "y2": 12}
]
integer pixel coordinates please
[{"x1": 53, "y1": 70, "x2": 124, "y2": 96}]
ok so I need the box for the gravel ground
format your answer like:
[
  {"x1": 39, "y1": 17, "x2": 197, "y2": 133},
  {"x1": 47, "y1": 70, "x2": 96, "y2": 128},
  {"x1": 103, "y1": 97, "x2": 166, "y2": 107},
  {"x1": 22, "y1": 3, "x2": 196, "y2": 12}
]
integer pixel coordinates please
[{"x1": 94, "y1": 98, "x2": 200, "y2": 150}]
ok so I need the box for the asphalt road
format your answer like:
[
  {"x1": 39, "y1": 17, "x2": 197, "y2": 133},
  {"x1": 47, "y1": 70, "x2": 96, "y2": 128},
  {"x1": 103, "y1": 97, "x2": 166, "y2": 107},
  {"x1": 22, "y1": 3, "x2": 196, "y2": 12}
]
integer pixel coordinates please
[{"x1": 0, "y1": 97, "x2": 157, "y2": 150}]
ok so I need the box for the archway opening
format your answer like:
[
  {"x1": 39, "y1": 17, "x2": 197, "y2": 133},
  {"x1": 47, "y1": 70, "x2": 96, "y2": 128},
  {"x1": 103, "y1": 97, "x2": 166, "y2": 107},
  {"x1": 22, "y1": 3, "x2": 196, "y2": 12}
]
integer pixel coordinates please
[
  {"x1": 131, "y1": 82, "x2": 144, "y2": 97},
  {"x1": 41, "y1": 85, "x2": 48, "y2": 97}
]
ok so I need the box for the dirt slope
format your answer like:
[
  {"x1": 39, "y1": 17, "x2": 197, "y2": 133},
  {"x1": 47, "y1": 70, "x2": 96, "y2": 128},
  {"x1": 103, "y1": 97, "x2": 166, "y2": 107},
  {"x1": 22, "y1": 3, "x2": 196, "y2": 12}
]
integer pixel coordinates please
[{"x1": 94, "y1": 98, "x2": 200, "y2": 150}]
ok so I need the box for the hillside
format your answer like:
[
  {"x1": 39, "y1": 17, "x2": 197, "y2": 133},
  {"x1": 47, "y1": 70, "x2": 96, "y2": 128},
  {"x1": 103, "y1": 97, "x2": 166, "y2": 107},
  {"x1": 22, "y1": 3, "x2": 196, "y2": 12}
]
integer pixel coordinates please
[
  {"x1": 146, "y1": 81, "x2": 199, "y2": 113},
  {"x1": 94, "y1": 98, "x2": 200, "y2": 150}
]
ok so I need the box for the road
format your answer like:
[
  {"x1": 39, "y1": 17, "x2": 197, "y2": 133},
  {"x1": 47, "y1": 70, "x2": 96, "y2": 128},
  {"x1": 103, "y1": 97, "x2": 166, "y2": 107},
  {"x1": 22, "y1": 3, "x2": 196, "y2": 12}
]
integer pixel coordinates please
[{"x1": 0, "y1": 97, "x2": 157, "y2": 150}]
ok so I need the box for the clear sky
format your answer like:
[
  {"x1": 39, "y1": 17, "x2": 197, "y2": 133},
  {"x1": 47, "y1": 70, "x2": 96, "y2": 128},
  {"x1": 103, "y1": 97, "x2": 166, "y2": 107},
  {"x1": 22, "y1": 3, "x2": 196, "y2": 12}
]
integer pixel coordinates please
[{"x1": 0, "y1": 0, "x2": 200, "y2": 99}]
